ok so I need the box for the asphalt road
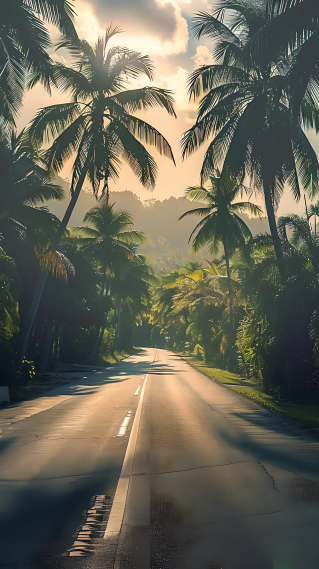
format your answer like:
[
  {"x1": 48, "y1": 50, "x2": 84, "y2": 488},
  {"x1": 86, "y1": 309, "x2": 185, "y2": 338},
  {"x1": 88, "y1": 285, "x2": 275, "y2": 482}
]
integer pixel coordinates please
[{"x1": 1, "y1": 348, "x2": 319, "y2": 569}]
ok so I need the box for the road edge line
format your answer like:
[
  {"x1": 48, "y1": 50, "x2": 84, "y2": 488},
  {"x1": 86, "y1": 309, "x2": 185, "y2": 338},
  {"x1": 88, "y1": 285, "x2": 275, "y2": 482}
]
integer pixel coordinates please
[{"x1": 103, "y1": 373, "x2": 148, "y2": 539}]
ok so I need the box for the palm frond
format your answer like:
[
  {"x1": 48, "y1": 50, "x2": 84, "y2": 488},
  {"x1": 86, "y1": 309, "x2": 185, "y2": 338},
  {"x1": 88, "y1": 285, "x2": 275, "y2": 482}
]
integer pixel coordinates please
[{"x1": 111, "y1": 87, "x2": 176, "y2": 117}]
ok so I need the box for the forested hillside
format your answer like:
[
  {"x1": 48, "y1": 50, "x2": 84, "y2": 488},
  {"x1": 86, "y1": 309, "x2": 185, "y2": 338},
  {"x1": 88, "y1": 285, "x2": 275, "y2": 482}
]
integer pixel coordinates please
[{"x1": 47, "y1": 179, "x2": 270, "y2": 258}]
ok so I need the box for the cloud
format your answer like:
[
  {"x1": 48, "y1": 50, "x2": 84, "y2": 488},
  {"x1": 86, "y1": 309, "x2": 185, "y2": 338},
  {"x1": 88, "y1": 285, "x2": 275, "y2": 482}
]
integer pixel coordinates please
[
  {"x1": 158, "y1": 66, "x2": 197, "y2": 114},
  {"x1": 191, "y1": 45, "x2": 213, "y2": 67},
  {"x1": 90, "y1": 0, "x2": 177, "y2": 40},
  {"x1": 75, "y1": 0, "x2": 189, "y2": 57}
]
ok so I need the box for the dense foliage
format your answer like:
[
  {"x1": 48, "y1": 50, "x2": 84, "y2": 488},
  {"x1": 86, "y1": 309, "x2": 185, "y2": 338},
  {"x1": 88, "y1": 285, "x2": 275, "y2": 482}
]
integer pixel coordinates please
[
  {"x1": 2, "y1": 0, "x2": 319, "y2": 403},
  {"x1": 153, "y1": 0, "x2": 319, "y2": 399},
  {"x1": 0, "y1": 6, "x2": 171, "y2": 384}
]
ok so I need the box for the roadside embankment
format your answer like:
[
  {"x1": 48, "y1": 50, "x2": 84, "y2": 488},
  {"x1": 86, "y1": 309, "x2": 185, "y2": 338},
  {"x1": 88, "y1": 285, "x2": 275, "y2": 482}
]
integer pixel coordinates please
[{"x1": 181, "y1": 354, "x2": 319, "y2": 431}]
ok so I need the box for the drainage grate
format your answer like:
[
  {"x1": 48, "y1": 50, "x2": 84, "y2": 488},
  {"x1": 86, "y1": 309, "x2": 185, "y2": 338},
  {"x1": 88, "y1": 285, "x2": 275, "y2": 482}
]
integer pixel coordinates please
[{"x1": 63, "y1": 494, "x2": 113, "y2": 557}]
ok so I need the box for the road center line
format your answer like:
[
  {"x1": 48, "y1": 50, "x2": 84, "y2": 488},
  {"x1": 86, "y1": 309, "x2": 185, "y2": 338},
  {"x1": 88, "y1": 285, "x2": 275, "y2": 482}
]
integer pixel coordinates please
[
  {"x1": 133, "y1": 386, "x2": 140, "y2": 396},
  {"x1": 104, "y1": 374, "x2": 148, "y2": 540}
]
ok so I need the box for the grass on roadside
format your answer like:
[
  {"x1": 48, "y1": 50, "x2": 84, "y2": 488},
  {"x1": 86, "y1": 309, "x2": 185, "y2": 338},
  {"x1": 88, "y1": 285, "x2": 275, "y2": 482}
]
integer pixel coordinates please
[
  {"x1": 231, "y1": 386, "x2": 319, "y2": 429},
  {"x1": 182, "y1": 354, "x2": 247, "y2": 385},
  {"x1": 97, "y1": 346, "x2": 140, "y2": 367},
  {"x1": 182, "y1": 353, "x2": 319, "y2": 429}
]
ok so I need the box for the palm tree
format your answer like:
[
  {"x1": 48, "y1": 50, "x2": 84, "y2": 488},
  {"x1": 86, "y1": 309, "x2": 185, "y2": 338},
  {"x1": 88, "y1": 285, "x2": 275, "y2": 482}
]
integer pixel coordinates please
[
  {"x1": 71, "y1": 202, "x2": 146, "y2": 362},
  {"x1": 0, "y1": 125, "x2": 70, "y2": 280},
  {"x1": 181, "y1": 2, "x2": 319, "y2": 285},
  {"x1": 152, "y1": 264, "x2": 228, "y2": 357},
  {"x1": 0, "y1": 248, "x2": 21, "y2": 340},
  {"x1": 18, "y1": 25, "x2": 176, "y2": 363},
  {"x1": 29, "y1": 25, "x2": 176, "y2": 229},
  {"x1": 0, "y1": 125, "x2": 76, "y2": 363},
  {"x1": 278, "y1": 213, "x2": 319, "y2": 272},
  {"x1": 252, "y1": 0, "x2": 319, "y2": 118},
  {"x1": 179, "y1": 172, "x2": 262, "y2": 361},
  {"x1": 112, "y1": 253, "x2": 157, "y2": 353},
  {"x1": 0, "y1": 0, "x2": 77, "y2": 122}
]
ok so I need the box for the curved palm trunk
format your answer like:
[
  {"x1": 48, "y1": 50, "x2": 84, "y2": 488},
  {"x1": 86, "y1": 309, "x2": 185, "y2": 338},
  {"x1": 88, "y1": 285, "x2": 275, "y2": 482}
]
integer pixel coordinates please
[
  {"x1": 17, "y1": 160, "x2": 90, "y2": 365},
  {"x1": 263, "y1": 183, "x2": 287, "y2": 285},
  {"x1": 224, "y1": 241, "x2": 235, "y2": 367}
]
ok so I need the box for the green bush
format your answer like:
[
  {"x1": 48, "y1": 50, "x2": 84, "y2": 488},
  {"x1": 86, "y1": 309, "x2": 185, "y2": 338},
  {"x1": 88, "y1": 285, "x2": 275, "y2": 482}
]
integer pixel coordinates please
[
  {"x1": 60, "y1": 326, "x2": 96, "y2": 363},
  {"x1": 100, "y1": 327, "x2": 116, "y2": 356},
  {"x1": 0, "y1": 335, "x2": 18, "y2": 385},
  {"x1": 193, "y1": 343, "x2": 205, "y2": 361},
  {"x1": 20, "y1": 360, "x2": 36, "y2": 380}
]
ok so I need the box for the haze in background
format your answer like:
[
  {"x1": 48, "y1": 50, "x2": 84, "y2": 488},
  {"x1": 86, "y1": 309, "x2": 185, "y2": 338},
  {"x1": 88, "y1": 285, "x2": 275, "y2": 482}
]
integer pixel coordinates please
[{"x1": 48, "y1": 182, "x2": 270, "y2": 272}]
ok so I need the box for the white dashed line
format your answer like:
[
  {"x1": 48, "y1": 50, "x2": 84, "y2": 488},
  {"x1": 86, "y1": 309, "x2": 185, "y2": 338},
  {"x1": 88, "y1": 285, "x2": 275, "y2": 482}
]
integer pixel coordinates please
[
  {"x1": 134, "y1": 386, "x2": 140, "y2": 396},
  {"x1": 117, "y1": 411, "x2": 132, "y2": 437}
]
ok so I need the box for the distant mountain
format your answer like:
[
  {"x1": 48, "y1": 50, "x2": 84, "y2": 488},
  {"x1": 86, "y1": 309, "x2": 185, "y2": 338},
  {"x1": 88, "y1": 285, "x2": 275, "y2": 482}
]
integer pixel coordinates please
[{"x1": 47, "y1": 179, "x2": 270, "y2": 271}]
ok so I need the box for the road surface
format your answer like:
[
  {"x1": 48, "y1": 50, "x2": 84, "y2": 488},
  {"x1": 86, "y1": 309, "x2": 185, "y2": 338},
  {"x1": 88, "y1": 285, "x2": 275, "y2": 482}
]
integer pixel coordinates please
[{"x1": 1, "y1": 348, "x2": 319, "y2": 569}]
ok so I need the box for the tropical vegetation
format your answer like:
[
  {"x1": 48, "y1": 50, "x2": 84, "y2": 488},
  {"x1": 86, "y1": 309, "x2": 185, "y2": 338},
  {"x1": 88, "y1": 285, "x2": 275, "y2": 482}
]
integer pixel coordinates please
[
  {"x1": 3, "y1": 0, "x2": 319, "y2": 406},
  {"x1": 153, "y1": 0, "x2": 319, "y2": 400}
]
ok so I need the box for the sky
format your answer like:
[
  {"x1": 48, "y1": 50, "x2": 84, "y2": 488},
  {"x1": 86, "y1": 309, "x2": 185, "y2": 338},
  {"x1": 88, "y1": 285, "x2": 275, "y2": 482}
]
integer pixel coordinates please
[{"x1": 17, "y1": 0, "x2": 319, "y2": 215}]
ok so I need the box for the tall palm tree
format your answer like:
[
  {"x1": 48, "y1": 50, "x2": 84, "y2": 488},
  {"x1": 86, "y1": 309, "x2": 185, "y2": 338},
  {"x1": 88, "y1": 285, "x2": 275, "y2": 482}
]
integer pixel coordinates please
[
  {"x1": 0, "y1": 0, "x2": 77, "y2": 122},
  {"x1": 278, "y1": 213, "x2": 319, "y2": 272},
  {"x1": 0, "y1": 125, "x2": 72, "y2": 279},
  {"x1": 179, "y1": 173, "x2": 262, "y2": 358},
  {"x1": 0, "y1": 125, "x2": 76, "y2": 363},
  {"x1": 19, "y1": 26, "x2": 176, "y2": 362},
  {"x1": 71, "y1": 202, "x2": 146, "y2": 362},
  {"x1": 0, "y1": 248, "x2": 21, "y2": 340},
  {"x1": 181, "y1": 2, "x2": 319, "y2": 285},
  {"x1": 112, "y1": 253, "x2": 157, "y2": 353},
  {"x1": 29, "y1": 25, "x2": 176, "y2": 228},
  {"x1": 253, "y1": 0, "x2": 319, "y2": 118}
]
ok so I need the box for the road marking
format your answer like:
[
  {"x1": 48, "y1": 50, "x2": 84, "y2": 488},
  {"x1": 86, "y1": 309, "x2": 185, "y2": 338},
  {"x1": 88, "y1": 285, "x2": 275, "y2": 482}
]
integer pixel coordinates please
[
  {"x1": 104, "y1": 374, "x2": 148, "y2": 540},
  {"x1": 117, "y1": 411, "x2": 132, "y2": 437},
  {"x1": 134, "y1": 386, "x2": 140, "y2": 396}
]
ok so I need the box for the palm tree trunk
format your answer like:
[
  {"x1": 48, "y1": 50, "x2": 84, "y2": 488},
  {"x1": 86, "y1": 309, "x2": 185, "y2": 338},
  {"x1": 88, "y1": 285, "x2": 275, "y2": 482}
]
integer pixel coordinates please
[
  {"x1": 52, "y1": 326, "x2": 60, "y2": 371},
  {"x1": 17, "y1": 161, "x2": 90, "y2": 365},
  {"x1": 224, "y1": 241, "x2": 235, "y2": 354},
  {"x1": 90, "y1": 278, "x2": 106, "y2": 363},
  {"x1": 92, "y1": 324, "x2": 106, "y2": 364},
  {"x1": 117, "y1": 299, "x2": 121, "y2": 353},
  {"x1": 39, "y1": 320, "x2": 54, "y2": 373},
  {"x1": 17, "y1": 269, "x2": 49, "y2": 364},
  {"x1": 264, "y1": 183, "x2": 286, "y2": 284}
]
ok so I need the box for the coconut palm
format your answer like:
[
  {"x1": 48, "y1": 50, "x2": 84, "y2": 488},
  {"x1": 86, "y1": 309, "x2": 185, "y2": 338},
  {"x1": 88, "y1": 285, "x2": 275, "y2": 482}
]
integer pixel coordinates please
[
  {"x1": 0, "y1": 125, "x2": 76, "y2": 364},
  {"x1": 0, "y1": 125, "x2": 72, "y2": 272},
  {"x1": 71, "y1": 202, "x2": 146, "y2": 362},
  {"x1": 179, "y1": 172, "x2": 262, "y2": 359},
  {"x1": 0, "y1": 248, "x2": 21, "y2": 339},
  {"x1": 28, "y1": 25, "x2": 176, "y2": 230},
  {"x1": 0, "y1": 124, "x2": 71, "y2": 280},
  {"x1": 181, "y1": 1, "x2": 319, "y2": 285},
  {"x1": 252, "y1": 0, "x2": 319, "y2": 118},
  {"x1": 112, "y1": 253, "x2": 158, "y2": 353},
  {"x1": 0, "y1": 1, "x2": 77, "y2": 122},
  {"x1": 278, "y1": 213, "x2": 319, "y2": 272},
  {"x1": 18, "y1": 25, "x2": 176, "y2": 363}
]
